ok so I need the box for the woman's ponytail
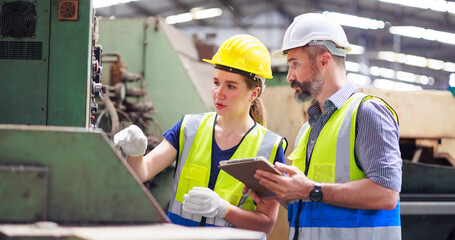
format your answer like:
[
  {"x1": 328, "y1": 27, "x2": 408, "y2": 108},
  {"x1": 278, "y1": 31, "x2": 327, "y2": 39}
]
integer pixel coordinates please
[{"x1": 249, "y1": 98, "x2": 267, "y2": 127}]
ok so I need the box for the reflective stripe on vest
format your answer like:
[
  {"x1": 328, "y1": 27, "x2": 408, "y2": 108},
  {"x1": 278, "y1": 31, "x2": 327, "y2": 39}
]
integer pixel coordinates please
[
  {"x1": 288, "y1": 93, "x2": 401, "y2": 240},
  {"x1": 168, "y1": 112, "x2": 285, "y2": 227},
  {"x1": 289, "y1": 93, "x2": 367, "y2": 181},
  {"x1": 289, "y1": 225, "x2": 402, "y2": 240}
]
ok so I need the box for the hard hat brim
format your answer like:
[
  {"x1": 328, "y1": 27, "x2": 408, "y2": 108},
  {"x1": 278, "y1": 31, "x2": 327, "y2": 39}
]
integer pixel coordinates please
[
  {"x1": 203, "y1": 59, "x2": 215, "y2": 65},
  {"x1": 272, "y1": 49, "x2": 289, "y2": 59},
  {"x1": 203, "y1": 59, "x2": 273, "y2": 79},
  {"x1": 272, "y1": 42, "x2": 351, "y2": 59}
]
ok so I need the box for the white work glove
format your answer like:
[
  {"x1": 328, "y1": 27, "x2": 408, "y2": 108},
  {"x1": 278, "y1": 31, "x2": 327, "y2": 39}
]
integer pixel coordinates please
[
  {"x1": 182, "y1": 187, "x2": 230, "y2": 218},
  {"x1": 113, "y1": 125, "x2": 147, "y2": 157}
]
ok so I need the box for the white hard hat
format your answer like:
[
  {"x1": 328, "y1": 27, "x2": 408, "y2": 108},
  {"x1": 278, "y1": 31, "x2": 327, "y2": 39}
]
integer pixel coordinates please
[{"x1": 272, "y1": 13, "x2": 351, "y2": 58}]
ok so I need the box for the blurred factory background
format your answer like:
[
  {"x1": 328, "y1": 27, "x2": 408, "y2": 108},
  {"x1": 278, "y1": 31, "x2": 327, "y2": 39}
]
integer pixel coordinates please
[
  {"x1": 1, "y1": 0, "x2": 455, "y2": 239},
  {"x1": 95, "y1": 0, "x2": 455, "y2": 93}
]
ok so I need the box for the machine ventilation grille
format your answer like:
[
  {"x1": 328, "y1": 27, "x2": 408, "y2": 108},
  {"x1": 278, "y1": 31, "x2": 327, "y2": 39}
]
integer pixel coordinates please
[
  {"x1": 0, "y1": 41, "x2": 42, "y2": 60},
  {"x1": 0, "y1": 1, "x2": 37, "y2": 38},
  {"x1": 58, "y1": 1, "x2": 78, "y2": 21}
]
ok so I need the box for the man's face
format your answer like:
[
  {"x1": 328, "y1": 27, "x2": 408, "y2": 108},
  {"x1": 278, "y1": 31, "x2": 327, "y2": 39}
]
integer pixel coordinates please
[{"x1": 286, "y1": 47, "x2": 323, "y2": 103}]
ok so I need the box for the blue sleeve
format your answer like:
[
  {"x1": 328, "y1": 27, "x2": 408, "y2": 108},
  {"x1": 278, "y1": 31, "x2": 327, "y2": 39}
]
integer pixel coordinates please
[
  {"x1": 273, "y1": 138, "x2": 287, "y2": 164},
  {"x1": 163, "y1": 120, "x2": 182, "y2": 152}
]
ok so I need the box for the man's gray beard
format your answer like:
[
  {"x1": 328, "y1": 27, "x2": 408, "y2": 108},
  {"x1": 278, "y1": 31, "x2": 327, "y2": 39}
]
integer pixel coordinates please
[
  {"x1": 293, "y1": 74, "x2": 323, "y2": 103},
  {"x1": 294, "y1": 90, "x2": 312, "y2": 103}
]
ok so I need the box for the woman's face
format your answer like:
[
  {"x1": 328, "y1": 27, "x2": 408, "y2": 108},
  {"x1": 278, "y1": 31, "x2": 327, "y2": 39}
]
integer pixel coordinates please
[{"x1": 212, "y1": 69, "x2": 255, "y2": 118}]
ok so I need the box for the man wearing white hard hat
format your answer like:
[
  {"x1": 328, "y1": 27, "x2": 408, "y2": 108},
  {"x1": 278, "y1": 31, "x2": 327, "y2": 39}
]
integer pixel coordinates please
[{"x1": 252, "y1": 13, "x2": 402, "y2": 240}]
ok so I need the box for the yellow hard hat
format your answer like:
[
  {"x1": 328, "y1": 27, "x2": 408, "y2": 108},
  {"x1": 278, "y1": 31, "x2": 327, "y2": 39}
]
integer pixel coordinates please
[{"x1": 203, "y1": 34, "x2": 273, "y2": 79}]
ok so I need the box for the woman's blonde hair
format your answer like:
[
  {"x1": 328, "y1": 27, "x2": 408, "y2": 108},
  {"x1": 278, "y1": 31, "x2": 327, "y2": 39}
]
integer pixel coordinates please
[{"x1": 244, "y1": 76, "x2": 267, "y2": 127}]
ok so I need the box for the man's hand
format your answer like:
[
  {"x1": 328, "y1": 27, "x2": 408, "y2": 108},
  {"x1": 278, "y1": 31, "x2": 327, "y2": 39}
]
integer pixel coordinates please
[
  {"x1": 255, "y1": 162, "x2": 315, "y2": 201},
  {"x1": 182, "y1": 187, "x2": 230, "y2": 218},
  {"x1": 113, "y1": 125, "x2": 147, "y2": 157}
]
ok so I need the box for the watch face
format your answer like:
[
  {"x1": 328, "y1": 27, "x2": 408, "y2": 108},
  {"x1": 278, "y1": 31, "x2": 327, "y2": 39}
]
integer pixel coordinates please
[{"x1": 310, "y1": 188, "x2": 323, "y2": 202}]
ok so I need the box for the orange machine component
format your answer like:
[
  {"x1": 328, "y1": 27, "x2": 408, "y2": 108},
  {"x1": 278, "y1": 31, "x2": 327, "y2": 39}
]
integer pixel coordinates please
[{"x1": 58, "y1": 0, "x2": 78, "y2": 21}]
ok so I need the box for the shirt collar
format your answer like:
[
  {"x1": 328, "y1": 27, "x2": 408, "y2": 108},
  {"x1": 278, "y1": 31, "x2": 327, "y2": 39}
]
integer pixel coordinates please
[
  {"x1": 307, "y1": 82, "x2": 357, "y2": 126},
  {"x1": 326, "y1": 82, "x2": 358, "y2": 110}
]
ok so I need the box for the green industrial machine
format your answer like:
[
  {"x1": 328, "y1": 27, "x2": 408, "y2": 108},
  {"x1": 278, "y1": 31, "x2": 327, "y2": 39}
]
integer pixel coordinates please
[
  {"x1": 0, "y1": 0, "x2": 168, "y2": 225},
  {"x1": 0, "y1": 1, "x2": 264, "y2": 239},
  {"x1": 0, "y1": 124, "x2": 167, "y2": 223}
]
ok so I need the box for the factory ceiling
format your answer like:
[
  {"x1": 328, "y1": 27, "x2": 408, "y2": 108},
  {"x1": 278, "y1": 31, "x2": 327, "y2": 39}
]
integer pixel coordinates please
[{"x1": 95, "y1": 0, "x2": 455, "y2": 91}]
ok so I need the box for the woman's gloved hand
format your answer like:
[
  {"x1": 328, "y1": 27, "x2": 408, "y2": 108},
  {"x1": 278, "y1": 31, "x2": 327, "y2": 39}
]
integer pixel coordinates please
[
  {"x1": 182, "y1": 187, "x2": 230, "y2": 218},
  {"x1": 113, "y1": 125, "x2": 147, "y2": 157}
]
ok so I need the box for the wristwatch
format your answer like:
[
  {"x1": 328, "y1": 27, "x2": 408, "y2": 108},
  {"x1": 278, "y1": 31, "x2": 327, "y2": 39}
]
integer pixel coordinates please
[{"x1": 309, "y1": 182, "x2": 323, "y2": 202}]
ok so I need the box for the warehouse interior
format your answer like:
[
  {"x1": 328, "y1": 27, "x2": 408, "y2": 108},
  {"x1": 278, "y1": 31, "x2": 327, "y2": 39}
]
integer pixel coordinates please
[
  {"x1": 95, "y1": 0, "x2": 455, "y2": 92},
  {"x1": 1, "y1": 0, "x2": 455, "y2": 239}
]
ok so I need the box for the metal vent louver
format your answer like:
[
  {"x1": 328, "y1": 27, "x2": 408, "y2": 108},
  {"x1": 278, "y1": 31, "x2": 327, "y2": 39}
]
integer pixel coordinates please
[
  {"x1": 0, "y1": 1, "x2": 37, "y2": 38},
  {"x1": 0, "y1": 41, "x2": 42, "y2": 59}
]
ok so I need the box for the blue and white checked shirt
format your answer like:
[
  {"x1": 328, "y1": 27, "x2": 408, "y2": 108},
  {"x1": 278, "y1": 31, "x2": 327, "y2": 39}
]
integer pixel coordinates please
[{"x1": 306, "y1": 82, "x2": 402, "y2": 192}]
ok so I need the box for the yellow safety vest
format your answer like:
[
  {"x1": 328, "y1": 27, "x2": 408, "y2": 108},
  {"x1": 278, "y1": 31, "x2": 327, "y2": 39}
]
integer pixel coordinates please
[
  {"x1": 168, "y1": 112, "x2": 286, "y2": 226},
  {"x1": 287, "y1": 93, "x2": 401, "y2": 240}
]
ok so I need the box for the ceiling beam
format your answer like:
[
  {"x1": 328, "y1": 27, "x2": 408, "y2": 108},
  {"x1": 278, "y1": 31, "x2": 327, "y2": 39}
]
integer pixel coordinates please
[{"x1": 216, "y1": 0, "x2": 247, "y2": 29}]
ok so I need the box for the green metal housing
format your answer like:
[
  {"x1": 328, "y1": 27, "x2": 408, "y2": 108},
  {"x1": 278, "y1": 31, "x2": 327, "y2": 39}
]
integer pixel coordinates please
[
  {"x1": 0, "y1": 165, "x2": 48, "y2": 221},
  {"x1": 0, "y1": 124, "x2": 168, "y2": 223},
  {"x1": 0, "y1": 0, "x2": 93, "y2": 127}
]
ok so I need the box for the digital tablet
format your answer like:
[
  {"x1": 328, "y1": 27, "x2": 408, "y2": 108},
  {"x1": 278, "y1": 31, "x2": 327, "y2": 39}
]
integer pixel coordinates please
[{"x1": 218, "y1": 156, "x2": 283, "y2": 199}]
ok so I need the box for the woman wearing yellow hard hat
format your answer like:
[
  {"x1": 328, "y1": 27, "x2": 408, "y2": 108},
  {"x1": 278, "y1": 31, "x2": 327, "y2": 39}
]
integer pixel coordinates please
[{"x1": 114, "y1": 34, "x2": 287, "y2": 233}]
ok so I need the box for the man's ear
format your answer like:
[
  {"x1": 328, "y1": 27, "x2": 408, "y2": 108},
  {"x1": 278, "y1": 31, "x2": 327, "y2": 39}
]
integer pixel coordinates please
[{"x1": 321, "y1": 52, "x2": 331, "y2": 66}]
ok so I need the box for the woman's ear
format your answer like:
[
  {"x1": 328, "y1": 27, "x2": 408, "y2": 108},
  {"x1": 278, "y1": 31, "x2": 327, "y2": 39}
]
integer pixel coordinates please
[{"x1": 250, "y1": 87, "x2": 261, "y2": 101}]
